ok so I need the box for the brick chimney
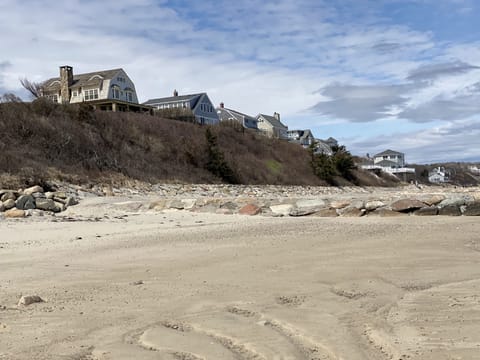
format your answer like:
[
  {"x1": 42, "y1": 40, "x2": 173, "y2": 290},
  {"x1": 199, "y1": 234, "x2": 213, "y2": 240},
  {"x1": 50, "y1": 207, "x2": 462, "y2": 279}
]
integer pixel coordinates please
[
  {"x1": 220, "y1": 102, "x2": 224, "y2": 108},
  {"x1": 59, "y1": 65, "x2": 73, "y2": 103},
  {"x1": 273, "y1": 112, "x2": 280, "y2": 121},
  {"x1": 173, "y1": 89, "x2": 178, "y2": 97}
]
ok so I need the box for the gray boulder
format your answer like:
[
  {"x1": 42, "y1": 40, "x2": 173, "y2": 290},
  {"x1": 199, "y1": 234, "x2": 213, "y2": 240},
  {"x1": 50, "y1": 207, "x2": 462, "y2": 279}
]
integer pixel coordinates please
[
  {"x1": 365, "y1": 200, "x2": 385, "y2": 211},
  {"x1": 438, "y1": 195, "x2": 475, "y2": 208},
  {"x1": 15, "y1": 195, "x2": 36, "y2": 210},
  {"x1": 35, "y1": 198, "x2": 57, "y2": 212},
  {"x1": 438, "y1": 205, "x2": 462, "y2": 216},
  {"x1": 464, "y1": 202, "x2": 480, "y2": 216},
  {"x1": 414, "y1": 207, "x2": 439, "y2": 216},
  {"x1": 0, "y1": 201, "x2": 4, "y2": 212}
]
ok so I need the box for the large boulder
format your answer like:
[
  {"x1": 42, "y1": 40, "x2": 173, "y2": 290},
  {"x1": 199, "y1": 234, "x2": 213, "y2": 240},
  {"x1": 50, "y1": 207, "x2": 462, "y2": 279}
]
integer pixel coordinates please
[
  {"x1": 0, "y1": 201, "x2": 4, "y2": 212},
  {"x1": 23, "y1": 185, "x2": 44, "y2": 196},
  {"x1": 438, "y1": 205, "x2": 462, "y2": 216},
  {"x1": 438, "y1": 195, "x2": 475, "y2": 208},
  {"x1": 391, "y1": 199, "x2": 426, "y2": 212},
  {"x1": 463, "y1": 202, "x2": 480, "y2": 216},
  {"x1": 3, "y1": 199, "x2": 15, "y2": 210},
  {"x1": 418, "y1": 194, "x2": 446, "y2": 206},
  {"x1": 365, "y1": 200, "x2": 385, "y2": 211},
  {"x1": 339, "y1": 206, "x2": 365, "y2": 217},
  {"x1": 414, "y1": 207, "x2": 439, "y2": 216},
  {"x1": 295, "y1": 199, "x2": 327, "y2": 212},
  {"x1": 314, "y1": 208, "x2": 338, "y2": 217},
  {"x1": 239, "y1": 204, "x2": 261, "y2": 216},
  {"x1": 5, "y1": 209, "x2": 26, "y2": 218},
  {"x1": 270, "y1": 204, "x2": 295, "y2": 216},
  {"x1": 1, "y1": 191, "x2": 16, "y2": 202},
  {"x1": 369, "y1": 208, "x2": 408, "y2": 217},
  {"x1": 35, "y1": 198, "x2": 57, "y2": 212},
  {"x1": 15, "y1": 195, "x2": 36, "y2": 210}
]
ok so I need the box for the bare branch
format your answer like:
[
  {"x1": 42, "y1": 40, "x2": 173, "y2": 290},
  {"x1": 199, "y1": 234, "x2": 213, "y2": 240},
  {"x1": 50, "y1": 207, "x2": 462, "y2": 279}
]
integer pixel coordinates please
[{"x1": 19, "y1": 77, "x2": 43, "y2": 99}]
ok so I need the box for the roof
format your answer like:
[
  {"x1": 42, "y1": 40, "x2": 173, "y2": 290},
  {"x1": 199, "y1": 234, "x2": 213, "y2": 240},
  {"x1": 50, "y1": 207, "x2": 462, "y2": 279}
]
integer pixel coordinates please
[
  {"x1": 374, "y1": 149, "x2": 404, "y2": 157},
  {"x1": 43, "y1": 68, "x2": 123, "y2": 90},
  {"x1": 257, "y1": 114, "x2": 287, "y2": 129},
  {"x1": 217, "y1": 107, "x2": 258, "y2": 129},
  {"x1": 143, "y1": 93, "x2": 204, "y2": 107}
]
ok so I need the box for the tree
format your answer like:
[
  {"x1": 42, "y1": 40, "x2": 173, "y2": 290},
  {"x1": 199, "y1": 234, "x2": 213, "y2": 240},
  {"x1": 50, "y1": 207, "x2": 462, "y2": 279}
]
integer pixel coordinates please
[
  {"x1": 0, "y1": 93, "x2": 22, "y2": 103},
  {"x1": 19, "y1": 77, "x2": 43, "y2": 99},
  {"x1": 204, "y1": 128, "x2": 238, "y2": 183}
]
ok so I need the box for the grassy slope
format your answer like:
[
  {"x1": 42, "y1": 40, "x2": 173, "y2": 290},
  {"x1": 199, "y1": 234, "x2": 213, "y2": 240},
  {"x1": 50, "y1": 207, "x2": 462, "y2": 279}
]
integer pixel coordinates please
[{"x1": 0, "y1": 100, "x2": 326, "y2": 187}]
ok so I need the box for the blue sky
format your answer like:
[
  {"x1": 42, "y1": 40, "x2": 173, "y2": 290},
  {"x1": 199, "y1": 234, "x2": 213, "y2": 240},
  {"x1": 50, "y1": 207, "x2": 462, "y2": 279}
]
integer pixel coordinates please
[{"x1": 1, "y1": 0, "x2": 479, "y2": 163}]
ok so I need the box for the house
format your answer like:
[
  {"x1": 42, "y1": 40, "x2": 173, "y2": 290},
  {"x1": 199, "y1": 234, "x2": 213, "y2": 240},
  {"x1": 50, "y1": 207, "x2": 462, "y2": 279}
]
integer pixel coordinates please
[
  {"x1": 287, "y1": 129, "x2": 315, "y2": 147},
  {"x1": 216, "y1": 102, "x2": 258, "y2": 130},
  {"x1": 256, "y1": 112, "x2": 288, "y2": 139},
  {"x1": 314, "y1": 139, "x2": 335, "y2": 155},
  {"x1": 361, "y1": 149, "x2": 415, "y2": 175},
  {"x1": 428, "y1": 167, "x2": 450, "y2": 183},
  {"x1": 143, "y1": 91, "x2": 219, "y2": 125},
  {"x1": 41, "y1": 65, "x2": 150, "y2": 112}
]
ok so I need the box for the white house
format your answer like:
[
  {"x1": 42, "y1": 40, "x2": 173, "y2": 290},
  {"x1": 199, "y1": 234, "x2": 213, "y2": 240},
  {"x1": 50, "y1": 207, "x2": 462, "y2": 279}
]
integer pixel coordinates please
[
  {"x1": 428, "y1": 167, "x2": 449, "y2": 183},
  {"x1": 216, "y1": 102, "x2": 258, "y2": 130},
  {"x1": 256, "y1": 112, "x2": 288, "y2": 139},
  {"x1": 41, "y1": 66, "x2": 148, "y2": 112},
  {"x1": 143, "y1": 91, "x2": 219, "y2": 125},
  {"x1": 362, "y1": 149, "x2": 415, "y2": 175},
  {"x1": 287, "y1": 129, "x2": 315, "y2": 147}
]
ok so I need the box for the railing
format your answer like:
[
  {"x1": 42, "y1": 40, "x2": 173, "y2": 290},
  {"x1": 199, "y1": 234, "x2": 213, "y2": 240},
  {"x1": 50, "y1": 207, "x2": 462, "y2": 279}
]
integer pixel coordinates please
[{"x1": 361, "y1": 165, "x2": 416, "y2": 174}]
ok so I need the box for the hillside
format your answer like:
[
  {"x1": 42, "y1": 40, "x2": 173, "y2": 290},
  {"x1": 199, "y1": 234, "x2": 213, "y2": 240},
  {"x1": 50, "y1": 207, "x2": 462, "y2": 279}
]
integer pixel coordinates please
[{"x1": 0, "y1": 99, "x2": 396, "y2": 188}]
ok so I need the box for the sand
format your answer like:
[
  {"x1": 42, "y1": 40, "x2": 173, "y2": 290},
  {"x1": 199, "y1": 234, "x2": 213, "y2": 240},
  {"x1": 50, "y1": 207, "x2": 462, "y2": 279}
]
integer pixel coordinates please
[{"x1": 1, "y1": 198, "x2": 480, "y2": 359}]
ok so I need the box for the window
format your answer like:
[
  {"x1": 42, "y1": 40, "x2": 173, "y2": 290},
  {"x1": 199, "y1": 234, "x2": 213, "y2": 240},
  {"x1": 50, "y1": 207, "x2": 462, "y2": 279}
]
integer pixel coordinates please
[
  {"x1": 47, "y1": 94, "x2": 58, "y2": 103},
  {"x1": 127, "y1": 92, "x2": 133, "y2": 102},
  {"x1": 111, "y1": 86, "x2": 120, "y2": 99},
  {"x1": 72, "y1": 90, "x2": 78, "y2": 97},
  {"x1": 84, "y1": 88, "x2": 99, "y2": 101}
]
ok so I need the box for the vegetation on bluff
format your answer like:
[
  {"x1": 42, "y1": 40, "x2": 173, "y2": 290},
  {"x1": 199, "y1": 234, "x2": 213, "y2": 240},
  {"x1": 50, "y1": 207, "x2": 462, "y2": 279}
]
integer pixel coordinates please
[{"x1": 0, "y1": 97, "x2": 398, "y2": 188}]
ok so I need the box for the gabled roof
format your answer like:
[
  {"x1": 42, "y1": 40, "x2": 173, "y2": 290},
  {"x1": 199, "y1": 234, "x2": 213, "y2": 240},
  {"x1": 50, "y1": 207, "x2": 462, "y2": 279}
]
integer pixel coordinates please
[
  {"x1": 217, "y1": 107, "x2": 254, "y2": 121},
  {"x1": 143, "y1": 93, "x2": 207, "y2": 111},
  {"x1": 288, "y1": 129, "x2": 314, "y2": 140},
  {"x1": 257, "y1": 114, "x2": 287, "y2": 129},
  {"x1": 43, "y1": 68, "x2": 123, "y2": 90},
  {"x1": 374, "y1": 149, "x2": 404, "y2": 157}
]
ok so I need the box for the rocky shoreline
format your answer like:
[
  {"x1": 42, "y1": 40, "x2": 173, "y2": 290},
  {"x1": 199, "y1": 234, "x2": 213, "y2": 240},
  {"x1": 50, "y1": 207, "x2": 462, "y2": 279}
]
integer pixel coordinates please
[{"x1": 2, "y1": 183, "x2": 479, "y2": 219}]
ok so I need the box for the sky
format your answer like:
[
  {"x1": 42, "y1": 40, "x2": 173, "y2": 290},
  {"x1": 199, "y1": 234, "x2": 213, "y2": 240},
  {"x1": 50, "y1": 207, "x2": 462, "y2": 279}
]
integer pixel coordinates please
[{"x1": 0, "y1": 0, "x2": 479, "y2": 164}]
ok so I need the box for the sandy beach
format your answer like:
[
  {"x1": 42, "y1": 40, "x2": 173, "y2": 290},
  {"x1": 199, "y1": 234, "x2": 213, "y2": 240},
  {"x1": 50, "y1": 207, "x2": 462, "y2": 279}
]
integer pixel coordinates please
[{"x1": 1, "y1": 197, "x2": 480, "y2": 360}]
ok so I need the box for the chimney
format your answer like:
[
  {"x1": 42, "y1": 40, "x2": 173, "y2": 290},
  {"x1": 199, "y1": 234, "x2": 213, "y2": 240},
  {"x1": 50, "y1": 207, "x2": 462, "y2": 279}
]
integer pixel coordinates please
[
  {"x1": 220, "y1": 102, "x2": 224, "y2": 108},
  {"x1": 173, "y1": 89, "x2": 178, "y2": 97},
  {"x1": 59, "y1": 65, "x2": 73, "y2": 104},
  {"x1": 273, "y1": 112, "x2": 280, "y2": 121}
]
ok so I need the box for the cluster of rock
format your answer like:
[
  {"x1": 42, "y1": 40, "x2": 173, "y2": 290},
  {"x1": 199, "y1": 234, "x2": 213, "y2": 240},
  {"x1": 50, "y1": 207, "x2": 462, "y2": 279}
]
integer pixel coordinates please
[
  {"x1": 0, "y1": 185, "x2": 78, "y2": 218},
  {"x1": 147, "y1": 190, "x2": 480, "y2": 217}
]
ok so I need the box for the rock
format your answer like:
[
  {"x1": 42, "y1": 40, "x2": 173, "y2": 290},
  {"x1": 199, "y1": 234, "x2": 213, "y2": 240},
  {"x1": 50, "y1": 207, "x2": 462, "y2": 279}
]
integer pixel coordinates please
[
  {"x1": 0, "y1": 201, "x2": 4, "y2": 212},
  {"x1": 438, "y1": 205, "x2": 462, "y2": 216},
  {"x1": 149, "y1": 199, "x2": 167, "y2": 211},
  {"x1": 239, "y1": 204, "x2": 261, "y2": 216},
  {"x1": 365, "y1": 200, "x2": 385, "y2": 211},
  {"x1": 438, "y1": 195, "x2": 475, "y2": 208},
  {"x1": 15, "y1": 195, "x2": 36, "y2": 210},
  {"x1": 5, "y1": 209, "x2": 26, "y2": 218},
  {"x1": 339, "y1": 207, "x2": 364, "y2": 217},
  {"x1": 220, "y1": 201, "x2": 238, "y2": 211},
  {"x1": 53, "y1": 202, "x2": 65, "y2": 212},
  {"x1": 369, "y1": 208, "x2": 408, "y2": 217},
  {"x1": 35, "y1": 198, "x2": 57, "y2": 212},
  {"x1": 295, "y1": 199, "x2": 327, "y2": 212},
  {"x1": 180, "y1": 199, "x2": 196, "y2": 210},
  {"x1": 330, "y1": 200, "x2": 350, "y2": 209},
  {"x1": 65, "y1": 197, "x2": 79, "y2": 207},
  {"x1": 419, "y1": 194, "x2": 446, "y2": 206},
  {"x1": 270, "y1": 204, "x2": 295, "y2": 216},
  {"x1": 167, "y1": 199, "x2": 185, "y2": 210},
  {"x1": 18, "y1": 295, "x2": 44, "y2": 306},
  {"x1": 289, "y1": 208, "x2": 317, "y2": 217},
  {"x1": 1, "y1": 192, "x2": 16, "y2": 202},
  {"x1": 23, "y1": 185, "x2": 44, "y2": 196},
  {"x1": 54, "y1": 192, "x2": 67, "y2": 199},
  {"x1": 3, "y1": 199, "x2": 15, "y2": 210},
  {"x1": 414, "y1": 207, "x2": 439, "y2": 216},
  {"x1": 45, "y1": 192, "x2": 55, "y2": 199},
  {"x1": 314, "y1": 208, "x2": 338, "y2": 217},
  {"x1": 464, "y1": 202, "x2": 480, "y2": 216},
  {"x1": 349, "y1": 200, "x2": 365, "y2": 210},
  {"x1": 31, "y1": 192, "x2": 46, "y2": 199},
  {"x1": 391, "y1": 199, "x2": 426, "y2": 212}
]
